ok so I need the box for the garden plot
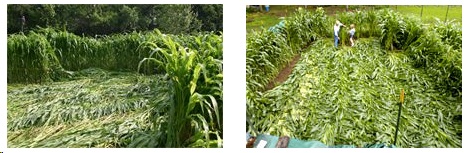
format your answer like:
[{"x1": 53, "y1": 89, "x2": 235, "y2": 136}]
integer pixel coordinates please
[{"x1": 248, "y1": 39, "x2": 461, "y2": 147}]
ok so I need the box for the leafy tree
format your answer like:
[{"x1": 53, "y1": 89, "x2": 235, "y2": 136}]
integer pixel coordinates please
[
  {"x1": 193, "y1": 4, "x2": 223, "y2": 33},
  {"x1": 7, "y1": 4, "x2": 222, "y2": 36},
  {"x1": 154, "y1": 4, "x2": 202, "y2": 35}
]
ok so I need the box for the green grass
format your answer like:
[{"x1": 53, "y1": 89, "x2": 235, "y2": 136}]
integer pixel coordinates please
[
  {"x1": 396, "y1": 5, "x2": 462, "y2": 23},
  {"x1": 246, "y1": 5, "x2": 304, "y2": 33},
  {"x1": 246, "y1": 12, "x2": 282, "y2": 33}
]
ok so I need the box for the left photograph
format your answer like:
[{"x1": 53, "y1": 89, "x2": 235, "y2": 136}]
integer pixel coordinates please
[{"x1": 7, "y1": 4, "x2": 223, "y2": 148}]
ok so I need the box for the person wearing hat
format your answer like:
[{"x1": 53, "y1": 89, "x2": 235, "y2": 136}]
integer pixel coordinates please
[{"x1": 334, "y1": 20, "x2": 345, "y2": 48}]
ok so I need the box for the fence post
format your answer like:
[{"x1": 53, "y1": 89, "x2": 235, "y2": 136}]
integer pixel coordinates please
[
  {"x1": 445, "y1": 5, "x2": 450, "y2": 22},
  {"x1": 420, "y1": 5, "x2": 423, "y2": 18}
]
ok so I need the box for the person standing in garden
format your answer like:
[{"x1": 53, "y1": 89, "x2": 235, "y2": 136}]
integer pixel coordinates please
[
  {"x1": 333, "y1": 20, "x2": 345, "y2": 48},
  {"x1": 349, "y1": 24, "x2": 356, "y2": 47}
]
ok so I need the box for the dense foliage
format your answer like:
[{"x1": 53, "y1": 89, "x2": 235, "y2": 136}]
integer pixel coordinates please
[
  {"x1": 246, "y1": 7, "x2": 329, "y2": 92},
  {"x1": 7, "y1": 4, "x2": 223, "y2": 36},
  {"x1": 246, "y1": 7, "x2": 461, "y2": 147},
  {"x1": 8, "y1": 29, "x2": 223, "y2": 148}
]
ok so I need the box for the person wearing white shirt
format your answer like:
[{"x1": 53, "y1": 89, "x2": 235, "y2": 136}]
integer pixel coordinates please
[{"x1": 333, "y1": 20, "x2": 345, "y2": 48}]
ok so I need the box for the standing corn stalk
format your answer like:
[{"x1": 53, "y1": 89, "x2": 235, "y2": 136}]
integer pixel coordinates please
[
  {"x1": 139, "y1": 37, "x2": 200, "y2": 147},
  {"x1": 138, "y1": 30, "x2": 222, "y2": 147}
]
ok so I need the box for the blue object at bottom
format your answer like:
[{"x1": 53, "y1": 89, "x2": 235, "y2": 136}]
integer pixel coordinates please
[{"x1": 252, "y1": 134, "x2": 396, "y2": 148}]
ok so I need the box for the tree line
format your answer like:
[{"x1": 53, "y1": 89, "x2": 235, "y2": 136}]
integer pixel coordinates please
[{"x1": 7, "y1": 4, "x2": 223, "y2": 36}]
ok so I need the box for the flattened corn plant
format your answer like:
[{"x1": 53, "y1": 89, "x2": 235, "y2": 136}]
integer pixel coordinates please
[
  {"x1": 8, "y1": 29, "x2": 223, "y2": 148},
  {"x1": 8, "y1": 69, "x2": 171, "y2": 147},
  {"x1": 247, "y1": 7, "x2": 461, "y2": 148},
  {"x1": 248, "y1": 39, "x2": 461, "y2": 147}
]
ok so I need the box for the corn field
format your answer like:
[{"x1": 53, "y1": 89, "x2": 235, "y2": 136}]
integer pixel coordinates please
[
  {"x1": 247, "y1": 8, "x2": 461, "y2": 147},
  {"x1": 7, "y1": 29, "x2": 223, "y2": 148}
]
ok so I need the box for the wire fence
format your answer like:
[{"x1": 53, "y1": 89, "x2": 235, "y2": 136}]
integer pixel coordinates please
[{"x1": 387, "y1": 5, "x2": 460, "y2": 22}]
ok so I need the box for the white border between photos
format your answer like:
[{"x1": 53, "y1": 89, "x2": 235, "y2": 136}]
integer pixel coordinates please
[
  {"x1": 1, "y1": 0, "x2": 463, "y2": 153},
  {"x1": 1, "y1": 1, "x2": 6, "y2": 151}
]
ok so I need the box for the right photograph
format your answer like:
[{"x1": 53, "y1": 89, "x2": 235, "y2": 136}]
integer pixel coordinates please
[{"x1": 246, "y1": 5, "x2": 462, "y2": 148}]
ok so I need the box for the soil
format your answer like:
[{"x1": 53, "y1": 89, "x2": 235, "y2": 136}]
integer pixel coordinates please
[{"x1": 265, "y1": 54, "x2": 301, "y2": 91}]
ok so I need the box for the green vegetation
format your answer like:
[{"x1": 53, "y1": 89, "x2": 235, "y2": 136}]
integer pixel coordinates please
[
  {"x1": 138, "y1": 30, "x2": 223, "y2": 147},
  {"x1": 246, "y1": 5, "x2": 298, "y2": 33},
  {"x1": 8, "y1": 4, "x2": 223, "y2": 148},
  {"x1": 246, "y1": 13, "x2": 283, "y2": 33},
  {"x1": 246, "y1": 7, "x2": 461, "y2": 148},
  {"x1": 8, "y1": 69, "x2": 170, "y2": 147},
  {"x1": 8, "y1": 4, "x2": 223, "y2": 35},
  {"x1": 8, "y1": 28, "x2": 223, "y2": 147},
  {"x1": 246, "y1": 5, "x2": 461, "y2": 33}
]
